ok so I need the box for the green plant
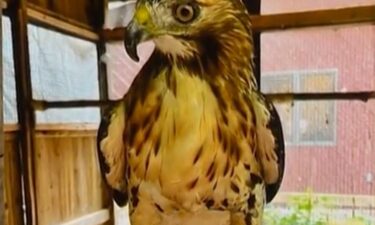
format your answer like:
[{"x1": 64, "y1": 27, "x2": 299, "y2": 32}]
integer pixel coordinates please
[
  {"x1": 263, "y1": 190, "x2": 373, "y2": 225},
  {"x1": 263, "y1": 189, "x2": 331, "y2": 225}
]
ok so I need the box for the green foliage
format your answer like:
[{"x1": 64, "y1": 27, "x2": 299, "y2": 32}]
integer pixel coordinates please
[{"x1": 263, "y1": 190, "x2": 372, "y2": 225}]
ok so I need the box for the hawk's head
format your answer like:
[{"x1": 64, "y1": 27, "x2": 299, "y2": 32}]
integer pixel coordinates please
[{"x1": 124, "y1": 0, "x2": 253, "y2": 63}]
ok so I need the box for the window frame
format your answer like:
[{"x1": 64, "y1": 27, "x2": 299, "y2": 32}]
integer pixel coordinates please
[{"x1": 262, "y1": 69, "x2": 338, "y2": 146}]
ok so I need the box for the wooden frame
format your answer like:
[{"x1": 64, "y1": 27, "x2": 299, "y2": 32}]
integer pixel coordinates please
[
  {"x1": 26, "y1": 7, "x2": 99, "y2": 42},
  {"x1": 1, "y1": 1, "x2": 4, "y2": 224},
  {"x1": 10, "y1": 0, "x2": 36, "y2": 224},
  {"x1": 252, "y1": 5, "x2": 375, "y2": 31},
  {"x1": 3, "y1": 0, "x2": 112, "y2": 225}
]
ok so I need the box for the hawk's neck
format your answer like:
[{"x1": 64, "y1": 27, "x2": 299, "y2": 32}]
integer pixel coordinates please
[{"x1": 150, "y1": 23, "x2": 257, "y2": 91}]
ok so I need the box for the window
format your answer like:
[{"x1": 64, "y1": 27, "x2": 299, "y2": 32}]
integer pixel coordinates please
[
  {"x1": 262, "y1": 70, "x2": 336, "y2": 145},
  {"x1": 2, "y1": 16, "x2": 18, "y2": 124},
  {"x1": 27, "y1": 24, "x2": 100, "y2": 124}
]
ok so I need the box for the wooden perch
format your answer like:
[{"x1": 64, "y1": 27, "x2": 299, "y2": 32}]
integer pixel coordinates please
[{"x1": 31, "y1": 91, "x2": 375, "y2": 111}]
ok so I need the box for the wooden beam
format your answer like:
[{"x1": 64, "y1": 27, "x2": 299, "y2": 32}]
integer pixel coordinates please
[
  {"x1": 251, "y1": 5, "x2": 375, "y2": 31},
  {"x1": 10, "y1": 0, "x2": 37, "y2": 224},
  {"x1": 32, "y1": 99, "x2": 119, "y2": 110},
  {"x1": 35, "y1": 123, "x2": 98, "y2": 131},
  {"x1": 59, "y1": 210, "x2": 110, "y2": 225},
  {"x1": 245, "y1": 0, "x2": 261, "y2": 85},
  {"x1": 101, "y1": 5, "x2": 375, "y2": 41},
  {"x1": 0, "y1": 1, "x2": 4, "y2": 224},
  {"x1": 3, "y1": 124, "x2": 20, "y2": 132},
  {"x1": 266, "y1": 91, "x2": 375, "y2": 102},
  {"x1": 26, "y1": 6, "x2": 99, "y2": 42},
  {"x1": 100, "y1": 27, "x2": 124, "y2": 41},
  {"x1": 31, "y1": 91, "x2": 375, "y2": 111}
]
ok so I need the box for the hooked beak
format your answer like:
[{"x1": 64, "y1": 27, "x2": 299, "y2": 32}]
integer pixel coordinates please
[
  {"x1": 124, "y1": 3, "x2": 153, "y2": 62},
  {"x1": 124, "y1": 21, "x2": 145, "y2": 62}
]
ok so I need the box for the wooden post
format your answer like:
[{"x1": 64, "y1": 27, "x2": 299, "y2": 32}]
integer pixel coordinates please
[
  {"x1": 245, "y1": 0, "x2": 261, "y2": 85},
  {"x1": 1, "y1": 0, "x2": 4, "y2": 223},
  {"x1": 10, "y1": 0, "x2": 37, "y2": 224}
]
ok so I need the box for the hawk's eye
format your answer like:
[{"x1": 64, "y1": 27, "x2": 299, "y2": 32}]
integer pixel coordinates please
[{"x1": 173, "y1": 4, "x2": 197, "y2": 23}]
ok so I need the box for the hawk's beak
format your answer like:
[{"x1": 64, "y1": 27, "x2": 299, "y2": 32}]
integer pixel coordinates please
[
  {"x1": 124, "y1": 21, "x2": 144, "y2": 62},
  {"x1": 124, "y1": 4, "x2": 152, "y2": 62}
]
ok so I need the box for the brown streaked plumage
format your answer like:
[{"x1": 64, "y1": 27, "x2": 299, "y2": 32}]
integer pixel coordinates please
[{"x1": 97, "y1": 0, "x2": 285, "y2": 224}]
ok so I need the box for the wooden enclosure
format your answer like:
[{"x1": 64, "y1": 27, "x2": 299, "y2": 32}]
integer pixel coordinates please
[
  {"x1": 2, "y1": 0, "x2": 112, "y2": 225},
  {"x1": 33, "y1": 126, "x2": 110, "y2": 225},
  {"x1": 4, "y1": 126, "x2": 23, "y2": 225},
  {"x1": 1, "y1": 0, "x2": 375, "y2": 225}
]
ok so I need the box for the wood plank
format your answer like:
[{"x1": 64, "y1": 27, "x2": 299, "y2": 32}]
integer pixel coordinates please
[
  {"x1": 11, "y1": 0, "x2": 38, "y2": 223},
  {"x1": 4, "y1": 136, "x2": 24, "y2": 225},
  {"x1": 35, "y1": 131, "x2": 97, "y2": 138},
  {"x1": 5, "y1": 132, "x2": 18, "y2": 142},
  {"x1": 26, "y1": 0, "x2": 104, "y2": 29},
  {"x1": 3, "y1": 124, "x2": 20, "y2": 132},
  {"x1": 1, "y1": 1, "x2": 4, "y2": 223},
  {"x1": 252, "y1": 5, "x2": 375, "y2": 31},
  {"x1": 32, "y1": 91, "x2": 375, "y2": 111},
  {"x1": 101, "y1": 5, "x2": 375, "y2": 41},
  {"x1": 32, "y1": 99, "x2": 114, "y2": 110},
  {"x1": 35, "y1": 123, "x2": 98, "y2": 132},
  {"x1": 59, "y1": 210, "x2": 110, "y2": 225},
  {"x1": 266, "y1": 91, "x2": 375, "y2": 103},
  {"x1": 26, "y1": 6, "x2": 99, "y2": 42},
  {"x1": 34, "y1": 136, "x2": 109, "y2": 225}
]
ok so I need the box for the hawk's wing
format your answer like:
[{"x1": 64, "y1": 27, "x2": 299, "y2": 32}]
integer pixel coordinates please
[
  {"x1": 252, "y1": 93, "x2": 285, "y2": 203},
  {"x1": 97, "y1": 101, "x2": 128, "y2": 206},
  {"x1": 263, "y1": 99, "x2": 285, "y2": 203}
]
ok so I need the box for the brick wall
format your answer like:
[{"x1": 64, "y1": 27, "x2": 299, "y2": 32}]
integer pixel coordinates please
[
  {"x1": 261, "y1": 0, "x2": 375, "y2": 14},
  {"x1": 262, "y1": 25, "x2": 375, "y2": 195}
]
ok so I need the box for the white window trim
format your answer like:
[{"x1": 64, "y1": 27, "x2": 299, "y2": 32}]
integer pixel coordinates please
[{"x1": 262, "y1": 69, "x2": 338, "y2": 147}]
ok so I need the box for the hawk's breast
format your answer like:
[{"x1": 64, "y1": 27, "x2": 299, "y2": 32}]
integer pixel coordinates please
[{"x1": 126, "y1": 67, "x2": 262, "y2": 211}]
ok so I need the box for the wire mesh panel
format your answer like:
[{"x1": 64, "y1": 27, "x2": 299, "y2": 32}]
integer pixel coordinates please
[
  {"x1": 2, "y1": 16, "x2": 18, "y2": 124},
  {"x1": 261, "y1": 24, "x2": 375, "y2": 225},
  {"x1": 28, "y1": 24, "x2": 101, "y2": 124}
]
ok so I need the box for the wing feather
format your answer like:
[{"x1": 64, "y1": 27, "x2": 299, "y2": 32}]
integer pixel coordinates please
[
  {"x1": 97, "y1": 101, "x2": 128, "y2": 206},
  {"x1": 251, "y1": 93, "x2": 285, "y2": 203},
  {"x1": 263, "y1": 99, "x2": 285, "y2": 203}
]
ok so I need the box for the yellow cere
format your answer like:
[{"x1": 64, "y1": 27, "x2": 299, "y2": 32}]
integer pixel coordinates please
[{"x1": 135, "y1": 5, "x2": 151, "y2": 25}]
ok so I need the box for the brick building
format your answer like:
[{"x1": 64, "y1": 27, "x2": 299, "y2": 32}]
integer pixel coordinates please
[{"x1": 261, "y1": 0, "x2": 375, "y2": 196}]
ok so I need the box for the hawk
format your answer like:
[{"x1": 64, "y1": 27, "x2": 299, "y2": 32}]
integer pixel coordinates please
[{"x1": 97, "y1": 0, "x2": 285, "y2": 224}]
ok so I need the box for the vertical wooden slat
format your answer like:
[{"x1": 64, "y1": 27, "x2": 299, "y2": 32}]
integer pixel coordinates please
[
  {"x1": 4, "y1": 133, "x2": 24, "y2": 225},
  {"x1": 1, "y1": 1, "x2": 4, "y2": 223},
  {"x1": 33, "y1": 133, "x2": 111, "y2": 225},
  {"x1": 245, "y1": 0, "x2": 262, "y2": 85},
  {"x1": 10, "y1": 0, "x2": 37, "y2": 224}
]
